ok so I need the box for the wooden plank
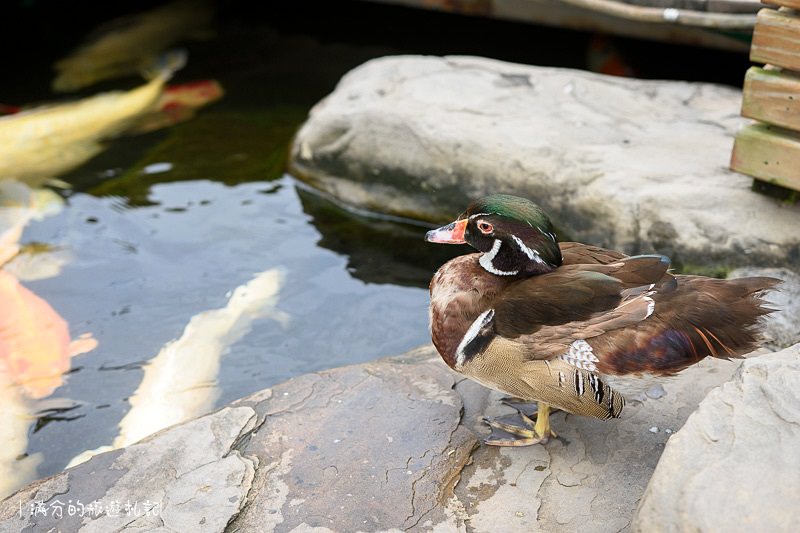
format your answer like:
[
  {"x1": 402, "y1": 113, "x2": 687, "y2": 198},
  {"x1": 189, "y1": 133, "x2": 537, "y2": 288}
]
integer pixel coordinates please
[
  {"x1": 761, "y1": 0, "x2": 800, "y2": 10},
  {"x1": 731, "y1": 124, "x2": 800, "y2": 191},
  {"x1": 707, "y1": 0, "x2": 764, "y2": 14},
  {"x1": 742, "y1": 67, "x2": 800, "y2": 131},
  {"x1": 751, "y1": 9, "x2": 800, "y2": 71}
]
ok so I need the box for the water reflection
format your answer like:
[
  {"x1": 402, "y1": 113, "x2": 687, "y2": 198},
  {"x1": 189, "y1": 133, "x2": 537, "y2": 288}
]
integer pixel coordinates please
[{"x1": 296, "y1": 185, "x2": 468, "y2": 288}]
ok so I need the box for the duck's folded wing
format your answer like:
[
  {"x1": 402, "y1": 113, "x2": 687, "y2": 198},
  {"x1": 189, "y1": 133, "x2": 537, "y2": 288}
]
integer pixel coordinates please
[
  {"x1": 558, "y1": 242, "x2": 627, "y2": 265},
  {"x1": 494, "y1": 255, "x2": 670, "y2": 336}
]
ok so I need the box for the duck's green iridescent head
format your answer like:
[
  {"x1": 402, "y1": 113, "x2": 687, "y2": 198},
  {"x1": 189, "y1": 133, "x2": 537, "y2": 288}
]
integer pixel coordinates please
[{"x1": 426, "y1": 194, "x2": 562, "y2": 277}]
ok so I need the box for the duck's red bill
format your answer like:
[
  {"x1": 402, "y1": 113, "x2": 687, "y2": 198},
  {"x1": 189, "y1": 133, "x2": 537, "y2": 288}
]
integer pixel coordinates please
[{"x1": 425, "y1": 219, "x2": 467, "y2": 244}]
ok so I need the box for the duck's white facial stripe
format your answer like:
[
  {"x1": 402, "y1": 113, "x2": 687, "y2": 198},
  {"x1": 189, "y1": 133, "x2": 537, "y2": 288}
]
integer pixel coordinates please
[
  {"x1": 456, "y1": 308, "x2": 495, "y2": 369},
  {"x1": 511, "y1": 235, "x2": 546, "y2": 264},
  {"x1": 479, "y1": 239, "x2": 518, "y2": 276},
  {"x1": 537, "y1": 227, "x2": 557, "y2": 243},
  {"x1": 558, "y1": 339, "x2": 599, "y2": 372}
]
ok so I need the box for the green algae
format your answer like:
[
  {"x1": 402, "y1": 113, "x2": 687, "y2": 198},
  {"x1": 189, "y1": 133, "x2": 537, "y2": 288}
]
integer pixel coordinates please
[{"x1": 88, "y1": 106, "x2": 305, "y2": 206}]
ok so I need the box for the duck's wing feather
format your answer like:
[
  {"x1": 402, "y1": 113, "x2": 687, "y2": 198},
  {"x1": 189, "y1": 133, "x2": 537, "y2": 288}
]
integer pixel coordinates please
[
  {"x1": 559, "y1": 242, "x2": 628, "y2": 265},
  {"x1": 495, "y1": 267, "x2": 778, "y2": 371},
  {"x1": 492, "y1": 255, "x2": 670, "y2": 339}
]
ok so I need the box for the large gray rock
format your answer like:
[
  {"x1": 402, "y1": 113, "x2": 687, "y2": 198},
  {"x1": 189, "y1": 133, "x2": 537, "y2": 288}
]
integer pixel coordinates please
[
  {"x1": 1, "y1": 344, "x2": 764, "y2": 532},
  {"x1": 633, "y1": 344, "x2": 800, "y2": 532},
  {"x1": 290, "y1": 56, "x2": 800, "y2": 269}
]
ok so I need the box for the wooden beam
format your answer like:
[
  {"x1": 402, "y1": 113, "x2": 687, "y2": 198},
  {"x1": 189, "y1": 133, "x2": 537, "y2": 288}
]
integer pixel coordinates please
[
  {"x1": 751, "y1": 8, "x2": 800, "y2": 71},
  {"x1": 761, "y1": 0, "x2": 800, "y2": 10},
  {"x1": 742, "y1": 67, "x2": 800, "y2": 131},
  {"x1": 731, "y1": 124, "x2": 800, "y2": 191}
]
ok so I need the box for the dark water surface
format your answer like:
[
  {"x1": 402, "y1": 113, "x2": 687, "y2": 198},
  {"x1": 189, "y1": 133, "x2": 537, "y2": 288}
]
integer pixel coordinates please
[{"x1": 24, "y1": 175, "x2": 464, "y2": 476}]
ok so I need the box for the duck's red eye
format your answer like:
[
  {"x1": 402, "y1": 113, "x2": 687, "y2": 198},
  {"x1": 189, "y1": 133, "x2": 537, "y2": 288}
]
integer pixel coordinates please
[{"x1": 477, "y1": 221, "x2": 493, "y2": 234}]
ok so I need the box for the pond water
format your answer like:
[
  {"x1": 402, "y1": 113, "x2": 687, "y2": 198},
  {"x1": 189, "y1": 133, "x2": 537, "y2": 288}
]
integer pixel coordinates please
[
  {"x1": 16, "y1": 173, "x2": 464, "y2": 481},
  {"x1": 0, "y1": 5, "x2": 474, "y2": 496},
  {"x1": 1, "y1": 1, "x2": 751, "y2": 497}
]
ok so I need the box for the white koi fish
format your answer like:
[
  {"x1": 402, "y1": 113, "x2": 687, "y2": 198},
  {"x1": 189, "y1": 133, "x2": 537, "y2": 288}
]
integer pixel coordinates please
[{"x1": 68, "y1": 268, "x2": 289, "y2": 467}]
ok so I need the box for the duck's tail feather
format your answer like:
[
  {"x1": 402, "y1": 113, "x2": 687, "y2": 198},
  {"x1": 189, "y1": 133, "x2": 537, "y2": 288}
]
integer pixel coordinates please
[
  {"x1": 593, "y1": 275, "x2": 781, "y2": 375},
  {"x1": 679, "y1": 275, "x2": 780, "y2": 361}
]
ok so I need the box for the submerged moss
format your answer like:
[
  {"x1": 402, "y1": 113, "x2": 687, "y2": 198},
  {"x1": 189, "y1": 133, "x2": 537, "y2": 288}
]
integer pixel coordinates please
[{"x1": 89, "y1": 106, "x2": 306, "y2": 206}]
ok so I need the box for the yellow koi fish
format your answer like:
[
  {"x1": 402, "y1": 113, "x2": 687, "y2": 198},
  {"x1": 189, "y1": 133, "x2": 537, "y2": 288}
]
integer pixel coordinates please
[
  {"x1": 0, "y1": 51, "x2": 185, "y2": 187},
  {"x1": 53, "y1": 0, "x2": 212, "y2": 92}
]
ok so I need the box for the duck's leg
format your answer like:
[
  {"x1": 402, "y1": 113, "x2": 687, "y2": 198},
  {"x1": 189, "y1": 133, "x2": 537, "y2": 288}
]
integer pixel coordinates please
[
  {"x1": 483, "y1": 401, "x2": 557, "y2": 447},
  {"x1": 533, "y1": 403, "x2": 555, "y2": 439}
]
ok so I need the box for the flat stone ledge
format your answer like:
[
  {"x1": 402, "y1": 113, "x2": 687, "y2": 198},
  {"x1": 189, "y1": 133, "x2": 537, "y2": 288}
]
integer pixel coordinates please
[
  {"x1": 5, "y1": 341, "x2": 793, "y2": 532},
  {"x1": 0, "y1": 405, "x2": 257, "y2": 533}
]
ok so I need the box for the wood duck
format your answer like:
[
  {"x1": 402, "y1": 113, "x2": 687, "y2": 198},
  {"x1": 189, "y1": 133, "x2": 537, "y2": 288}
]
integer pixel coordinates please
[{"x1": 426, "y1": 194, "x2": 779, "y2": 446}]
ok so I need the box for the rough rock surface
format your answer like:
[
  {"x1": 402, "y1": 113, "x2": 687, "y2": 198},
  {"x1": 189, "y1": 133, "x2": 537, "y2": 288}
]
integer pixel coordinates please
[
  {"x1": 634, "y1": 344, "x2": 800, "y2": 532},
  {"x1": 1, "y1": 343, "x2": 765, "y2": 532},
  {"x1": 0, "y1": 405, "x2": 256, "y2": 533},
  {"x1": 290, "y1": 55, "x2": 800, "y2": 269}
]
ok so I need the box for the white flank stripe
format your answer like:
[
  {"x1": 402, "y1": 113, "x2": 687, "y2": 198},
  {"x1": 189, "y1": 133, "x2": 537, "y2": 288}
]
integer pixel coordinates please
[
  {"x1": 644, "y1": 296, "x2": 655, "y2": 318},
  {"x1": 456, "y1": 309, "x2": 495, "y2": 369}
]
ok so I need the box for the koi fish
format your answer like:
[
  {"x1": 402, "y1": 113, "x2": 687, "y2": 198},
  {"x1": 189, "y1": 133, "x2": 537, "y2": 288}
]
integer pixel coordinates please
[
  {"x1": 53, "y1": 0, "x2": 212, "y2": 92},
  {"x1": 0, "y1": 104, "x2": 20, "y2": 115},
  {"x1": 0, "y1": 51, "x2": 186, "y2": 187},
  {"x1": 68, "y1": 269, "x2": 289, "y2": 467},
  {"x1": 128, "y1": 79, "x2": 224, "y2": 134},
  {"x1": 0, "y1": 271, "x2": 97, "y2": 399},
  {"x1": 0, "y1": 369, "x2": 42, "y2": 500}
]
